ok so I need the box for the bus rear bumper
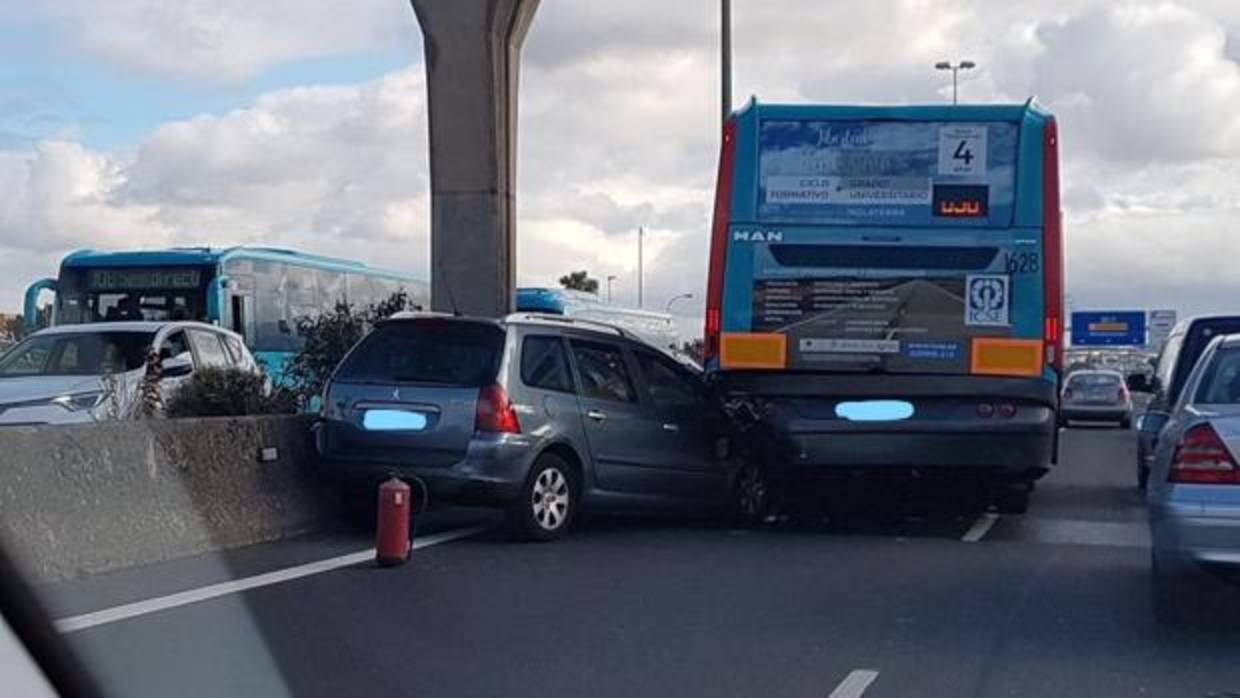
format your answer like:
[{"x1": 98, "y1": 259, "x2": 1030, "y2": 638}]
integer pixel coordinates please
[{"x1": 776, "y1": 426, "x2": 1054, "y2": 479}]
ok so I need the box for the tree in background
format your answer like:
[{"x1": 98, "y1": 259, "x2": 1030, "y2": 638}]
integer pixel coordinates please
[
  {"x1": 558, "y1": 270, "x2": 599, "y2": 294},
  {"x1": 0, "y1": 315, "x2": 21, "y2": 347},
  {"x1": 283, "y1": 290, "x2": 415, "y2": 407},
  {"x1": 680, "y1": 338, "x2": 705, "y2": 364}
]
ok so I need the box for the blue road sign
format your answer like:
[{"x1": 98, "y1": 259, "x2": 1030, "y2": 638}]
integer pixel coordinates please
[{"x1": 1071, "y1": 311, "x2": 1146, "y2": 346}]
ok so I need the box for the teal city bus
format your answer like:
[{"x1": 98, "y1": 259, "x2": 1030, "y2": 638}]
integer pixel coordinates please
[
  {"x1": 24, "y1": 247, "x2": 429, "y2": 379},
  {"x1": 703, "y1": 100, "x2": 1064, "y2": 511}
]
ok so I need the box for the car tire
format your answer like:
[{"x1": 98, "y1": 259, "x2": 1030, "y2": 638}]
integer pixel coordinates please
[
  {"x1": 994, "y1": 485, "x2": 1031, "y2": 515},
  {"x1": 730, "y1": 460, "x2": 777, "y2": 527},
  {"x1": 1151, "y1": 550, "x2": 1204, "y2": 626},
  {"x1": 507, "y1": 453, "x2": 578, "y2": 542}
]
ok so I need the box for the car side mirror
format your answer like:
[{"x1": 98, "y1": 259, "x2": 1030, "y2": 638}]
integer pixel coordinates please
[
  {"x1": 161, "y1": 352, "x2": 194, "y2": 378},
  {"x1": 1126, "y1": 373, "x2": 1150, "y2": 393}
]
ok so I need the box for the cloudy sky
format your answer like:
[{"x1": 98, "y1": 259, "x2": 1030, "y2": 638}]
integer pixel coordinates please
[{"x1": 2, "y1": 0, "x2": 1239, "y2": 335}]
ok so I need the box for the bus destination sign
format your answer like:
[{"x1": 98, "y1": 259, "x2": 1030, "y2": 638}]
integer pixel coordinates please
[{"x1": 87, "y1": 268, "x2": 203, "y2": 291}]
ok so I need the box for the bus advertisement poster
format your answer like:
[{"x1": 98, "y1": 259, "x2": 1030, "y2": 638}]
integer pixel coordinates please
[
  {"x1": 750, "y1": 276, "x2": 1009, "y2": 373},
  {"x1": 756, "y1": 119, "x2": 1018, "y2": 227}
]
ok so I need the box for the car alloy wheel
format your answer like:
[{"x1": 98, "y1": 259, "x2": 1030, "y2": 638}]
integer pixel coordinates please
[{"x1": 531, "y1": 466, "x2": 570, "y2": 531}]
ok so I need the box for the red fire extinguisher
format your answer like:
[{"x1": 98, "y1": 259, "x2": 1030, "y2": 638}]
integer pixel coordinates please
[{"x1": 376, "y1": 475, "x2": 415, "y2": 566}]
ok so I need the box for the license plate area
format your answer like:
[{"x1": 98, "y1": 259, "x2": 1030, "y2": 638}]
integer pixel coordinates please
[{"x1": 362, "y1": 409, "x2": 430, "y2": 432}]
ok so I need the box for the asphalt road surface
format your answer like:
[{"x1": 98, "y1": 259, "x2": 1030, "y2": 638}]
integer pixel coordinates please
[{"x1": 40, "y1": 426, "x2": 1240, "y2": 697}]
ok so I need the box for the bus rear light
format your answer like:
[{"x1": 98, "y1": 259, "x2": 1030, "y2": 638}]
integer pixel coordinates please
[
  {"x1": 1042, "y1": 117, "x2": 1064, "y2": 375},
  {"x1": 703, "y1": 118, "x2": 738, "y2": 362},
  {"x1": 1170, "y1": 423, "x2": 1240, "y2": 484},
  {"x1": 997, "y1": 403, "x2": 1017, "y2": 419},
  {"x1": 976, "y1": 403, "x2": 995, "y2": 418}
]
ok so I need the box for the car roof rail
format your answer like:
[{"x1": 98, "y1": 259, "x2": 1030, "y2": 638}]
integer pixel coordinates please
[
  {"x1": 386, "y1": 310, "x2": 457, "y2": 321},
  {"x1": 504, "y1": 312, "x2": 635, "y2": 340}
]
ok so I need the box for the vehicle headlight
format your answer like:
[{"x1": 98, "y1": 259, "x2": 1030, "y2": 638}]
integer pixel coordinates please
[{"x1": 50, "y1": 391, "x2": 107, "y2": 412}]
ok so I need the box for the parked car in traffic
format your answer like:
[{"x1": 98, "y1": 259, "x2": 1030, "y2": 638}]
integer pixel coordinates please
[
  {"x1": 314, "y1": 313, "x2": 759, "y2": 540},
  {"x1": 0, "y1": 321, "x2": 259, "y2": 425},
  {"x1": 1129, "y1": 315, "x2": 1240, "y2": 490},
  {"x1": 1059, "y1": 369, "x2": 1132, "y2": 428},
  {"x1": 1146, "y1": 332, "x2": 1240, "y2": 622}
]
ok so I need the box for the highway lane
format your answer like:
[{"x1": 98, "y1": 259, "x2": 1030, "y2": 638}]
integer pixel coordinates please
[{"x1": 43, "y1": 427, "x2": 1240, "y2": 697}]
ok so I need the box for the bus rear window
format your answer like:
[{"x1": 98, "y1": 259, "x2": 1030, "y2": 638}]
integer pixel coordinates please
[{"x1": 336, "y1": 321, "x2": 504, "y2": 387}]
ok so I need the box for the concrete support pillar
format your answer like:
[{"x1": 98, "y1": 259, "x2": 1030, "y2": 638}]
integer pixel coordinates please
[{"x1": 410, "y1": 0, "x2": 539, "y2": 317}]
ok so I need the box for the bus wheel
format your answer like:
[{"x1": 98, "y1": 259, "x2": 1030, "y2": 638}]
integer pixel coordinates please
[{"x1": 994, "y1": 485, "x2": 1031, "y2": 515}]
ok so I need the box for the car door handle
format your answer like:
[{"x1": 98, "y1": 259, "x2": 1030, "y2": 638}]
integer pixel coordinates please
[
  {"x1": 586, "y1": 409, "x2": 607, "y2": 422},
  {"x1": 662, "y1": 423, "x2": 679, "y2": 432}
]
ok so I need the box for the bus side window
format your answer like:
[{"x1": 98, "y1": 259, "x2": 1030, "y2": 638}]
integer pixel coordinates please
[
  {"x1": 253, "y1": 260, "x2": 295, "y2": 353},
  {"x1": 230, "y1": 294, "x2": 256, "y2": 346},
  {"x1": 347, "y1": 273, "x2": 375, "y2": 311}
]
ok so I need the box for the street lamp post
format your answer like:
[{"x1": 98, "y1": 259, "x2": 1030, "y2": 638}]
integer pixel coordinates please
[
  {"x1": 934, "y1": 60, "x2": 976, "y2": 105},
  {"x1": 665, "y1": 293, "x2": 694, "y2": 314},
  {"x1": 606, "y1": 275, "x2": 617, "y2": 303}
]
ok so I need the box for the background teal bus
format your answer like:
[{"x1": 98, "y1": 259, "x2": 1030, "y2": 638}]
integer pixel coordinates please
[
  {"x1": 516, "y1": 287, "x2": 679, "y2": 353},
  {"x1": 25, "y1": 247, "x2": 429, "y2": 379},
  {"x1": 703, "y1": 100, "x2": 1064, "y2": 510}
]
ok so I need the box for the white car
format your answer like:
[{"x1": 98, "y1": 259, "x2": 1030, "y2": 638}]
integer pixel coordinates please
[{"x1": 0, "y1": 322, "x2": 259, "y2": 426}]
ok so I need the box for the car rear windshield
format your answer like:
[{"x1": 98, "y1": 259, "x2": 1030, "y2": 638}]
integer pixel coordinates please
[
  {"x1": 335, "y1": 321, "x2": 504, "y2": 387},
  {"x1": 1194, "y1": 349, "x2": 1240, "y2": 404},
  {"x1": 0, "y1": 331, "x2": 156, "y2": 377},
  {"x1": 1067, "y1": 373, "x2": 1120, "y2": 388}
]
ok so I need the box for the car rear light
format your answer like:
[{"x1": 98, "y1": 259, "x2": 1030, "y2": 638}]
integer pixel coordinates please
[
  {"x1": 976, "y1": 403, "x2": 995, "y2": 418},
  {"x1": 476, "y1": 384, "x2": 521, "y2": 434},
  {"x1": 997, "y1": 403, "x2": 1017, "y2": 419},
  {"x1": 1170, "y1": 423, "x2": 1240, "y2": 484}
]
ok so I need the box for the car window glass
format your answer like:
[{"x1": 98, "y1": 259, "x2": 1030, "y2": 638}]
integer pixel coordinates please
[
  {"x1": 521, "y1": 336, "x2": 574, "y2": 393},
  {"x1": 1067, "y1": 373, "x2": 1120, "y2": 389},
  {"x1": 1194, "y1": 349, "x2": 1240, "y2": 404},
  {"x1": 569, "y1": 341, "x2": 635, "y2": 403},
  {"x1": 161, "y1": 331, "x2": 190, "y2": 360},
  {"x1": 223, "y1": 336, "x2": 246, "y2": 365},
  {"x1": 189, "y1": 330, "x2": 230, "y2": 369},
  {"x1": 336, "y1": 321, "x2": 503, "y2": 387},
  {"x1": 0, "y1": 332, "x2": 154, "y2": 377},
  {"x1": 635, "y1": 350, "x2": 700, "y2": 408},
  {"x1": 1154, "y1": 334, "x2": 1182, "y2": 391}
]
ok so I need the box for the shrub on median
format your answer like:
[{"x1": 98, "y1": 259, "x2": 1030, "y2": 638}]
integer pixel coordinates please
[{"x1": 165, "y1": 367, "x2": 298, "y2": 418}]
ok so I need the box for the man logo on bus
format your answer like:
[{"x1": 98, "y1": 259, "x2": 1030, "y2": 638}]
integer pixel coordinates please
[
  {"x1": 733, "y1": 230, "x2": 784, "y2": 242},
  {"x1": 966, "y1": 274, "x2": 1009, "y2": 327}
]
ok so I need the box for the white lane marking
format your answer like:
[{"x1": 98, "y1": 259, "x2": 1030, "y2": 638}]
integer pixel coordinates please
[
  {"x1": 55, "y1": 524, "x2": 490, "y2": 634},
  {"x1": 828, "y1": 669, "x2": 879, "y2": 698},
  {"x1": 961, "y1": 512, "x2": 1000, "y2": 543}
]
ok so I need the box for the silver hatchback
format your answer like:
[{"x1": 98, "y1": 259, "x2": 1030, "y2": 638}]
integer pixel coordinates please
[
  {"x1": 315, "y1": 314, "x2": 751, "y2": 540},
  {"x1": 1060, "y1": 369, "x2": 1133, "y2": 428},
  {"x1": 1147, "y1": 333, "x2": 1240, "y2": 622}
]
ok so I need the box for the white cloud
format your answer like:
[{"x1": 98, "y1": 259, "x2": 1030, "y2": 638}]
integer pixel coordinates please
[
  {"x1": 1029, "y1": 3, "x2": 1240, "y2": 162},
  {"x1": 4, "y1": 0, "x2": 1240, "y2": 335},
  {"x1": 22, "y1": 0, "x2": 419, "y2": 82}
]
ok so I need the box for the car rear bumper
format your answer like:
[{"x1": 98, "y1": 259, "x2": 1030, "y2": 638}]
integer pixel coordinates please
[
  {"x1": 1150, "y1": 500, "x2": 1240, "y2": 569},
  {"x1": 315, "y1": 430, "x2": 537, "y2": 503},
  {"x1": 1061, "y1": 405, "x2": 1130, "y2": 422}
]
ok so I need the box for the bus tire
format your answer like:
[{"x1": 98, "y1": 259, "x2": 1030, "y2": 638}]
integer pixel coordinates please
[{"x1": 994, "y1": 485, "x2": 1031, "y2": 515}]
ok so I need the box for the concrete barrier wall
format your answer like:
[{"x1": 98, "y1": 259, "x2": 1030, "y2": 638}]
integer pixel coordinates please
[{"x1": 0, "y1": 415, "x2": 338, "y2": 582}]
